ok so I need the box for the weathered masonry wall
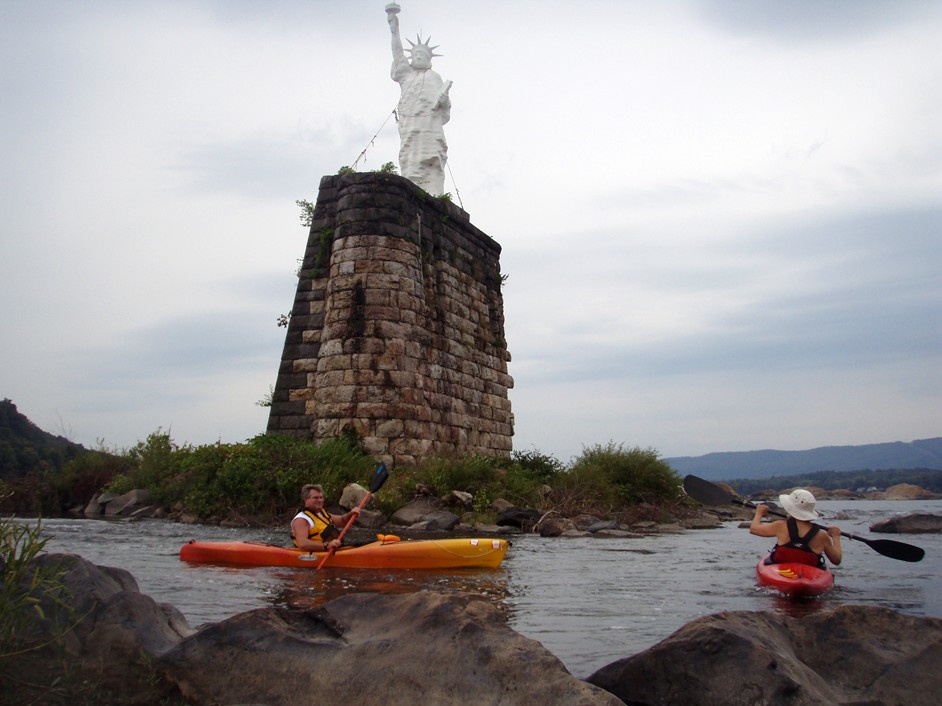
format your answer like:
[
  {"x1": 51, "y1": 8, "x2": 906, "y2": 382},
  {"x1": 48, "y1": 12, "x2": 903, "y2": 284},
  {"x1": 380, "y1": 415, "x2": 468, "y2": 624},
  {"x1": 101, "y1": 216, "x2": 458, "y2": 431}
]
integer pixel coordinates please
[{"x1": 267, "y1": 172, "x2": 513, "y2": 466}]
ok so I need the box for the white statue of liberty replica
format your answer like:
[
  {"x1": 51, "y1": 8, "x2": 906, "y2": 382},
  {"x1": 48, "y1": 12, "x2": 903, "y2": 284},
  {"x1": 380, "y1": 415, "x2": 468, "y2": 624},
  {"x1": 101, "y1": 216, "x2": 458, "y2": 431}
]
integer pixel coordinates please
[{"x1": 385, "y1": 3, "x2": 452, "y2": 195}]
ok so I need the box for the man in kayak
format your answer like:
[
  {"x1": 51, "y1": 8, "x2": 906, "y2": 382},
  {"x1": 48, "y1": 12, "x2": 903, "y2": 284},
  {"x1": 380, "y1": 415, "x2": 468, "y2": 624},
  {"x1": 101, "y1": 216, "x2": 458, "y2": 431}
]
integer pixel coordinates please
[
  {"x1": 292, "y1": 484, "x2": 361, "y2": 552},
  {"x1": 750, "y1": 488, "x2": 843, "y2": 567}
]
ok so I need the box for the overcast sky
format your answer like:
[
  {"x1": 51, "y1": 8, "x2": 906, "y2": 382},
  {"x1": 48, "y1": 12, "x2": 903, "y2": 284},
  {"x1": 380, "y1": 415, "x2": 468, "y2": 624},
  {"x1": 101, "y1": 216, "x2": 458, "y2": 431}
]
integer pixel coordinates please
[{"x1": 2, "y1": 0, "x2": 940, "y2": 462}]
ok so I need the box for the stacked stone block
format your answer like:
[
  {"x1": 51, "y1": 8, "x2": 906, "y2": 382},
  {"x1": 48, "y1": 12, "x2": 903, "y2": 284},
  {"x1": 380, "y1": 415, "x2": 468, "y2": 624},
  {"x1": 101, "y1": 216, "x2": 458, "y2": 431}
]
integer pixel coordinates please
[{"x1": 267, "y1": 172, "x2": 513, "y2": 466}]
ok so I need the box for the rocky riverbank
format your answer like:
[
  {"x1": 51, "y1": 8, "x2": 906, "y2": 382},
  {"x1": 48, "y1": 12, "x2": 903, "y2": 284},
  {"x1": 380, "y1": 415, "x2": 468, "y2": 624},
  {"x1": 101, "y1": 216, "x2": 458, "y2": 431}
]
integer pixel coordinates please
[
  {"x1": 6, "y1": 552, "x2": 942, "y2": 706},
  {"x1": 77, "y1": 481, "x2": 942, "y2": 540},
  {"x1": 78, "y1": 484, "x2": 721, "y2": 537}
]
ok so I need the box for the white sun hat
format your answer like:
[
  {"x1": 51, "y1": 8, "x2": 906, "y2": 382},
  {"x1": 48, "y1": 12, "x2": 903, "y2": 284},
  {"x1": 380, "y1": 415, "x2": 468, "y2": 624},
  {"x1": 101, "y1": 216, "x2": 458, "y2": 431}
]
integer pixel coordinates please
[{"x1": 779, "y1": 488, "x2": 819, "y2": 521}]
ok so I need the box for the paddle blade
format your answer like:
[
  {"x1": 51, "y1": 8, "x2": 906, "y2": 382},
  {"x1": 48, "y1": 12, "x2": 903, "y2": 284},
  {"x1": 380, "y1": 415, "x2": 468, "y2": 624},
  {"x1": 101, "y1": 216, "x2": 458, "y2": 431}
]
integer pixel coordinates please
[
  {"x1": 683, "y1": 475, "x2": 735, "y2": 506},
  {"x1": 860, "y1": 537, "x2": 925, "y2": 563},
  {"x1": 369, "y1": 462, "x2": 389, "y2": 493}
]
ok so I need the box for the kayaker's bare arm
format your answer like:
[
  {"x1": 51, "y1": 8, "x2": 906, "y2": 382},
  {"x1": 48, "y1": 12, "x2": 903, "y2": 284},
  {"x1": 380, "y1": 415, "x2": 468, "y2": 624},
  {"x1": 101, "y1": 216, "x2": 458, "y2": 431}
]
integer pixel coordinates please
[
  {"x1": 750, "y1": 504, "x2": 781, "y2": 538},
  {"x1": 822, "y1": 526, "x2": 843, "y2": 565},
  {"x1": 805, "y1": 524, "x2": 843, "y2": 565},
  {"x1": 332, "y1": 506, "x2": 361, "y2": 528}
]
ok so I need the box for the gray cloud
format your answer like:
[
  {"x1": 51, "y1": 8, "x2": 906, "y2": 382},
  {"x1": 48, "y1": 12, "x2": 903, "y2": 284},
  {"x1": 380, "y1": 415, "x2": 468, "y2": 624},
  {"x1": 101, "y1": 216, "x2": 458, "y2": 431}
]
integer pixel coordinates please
[
  {"x1": 75, "y1": 309, "x2": 282, "y2": 386},
  {"x1": 507, "y1": 203, "x2": 941, "y2": 385},
  {"x1": 697, "y1": 0, "x2": 941, "y2": 42},
  {"x1": 174, "y1": 133, "x2": 344, "y2": 199},
  {"x1": 2, "y1": 0, "x2": 939, "y2": 458}
]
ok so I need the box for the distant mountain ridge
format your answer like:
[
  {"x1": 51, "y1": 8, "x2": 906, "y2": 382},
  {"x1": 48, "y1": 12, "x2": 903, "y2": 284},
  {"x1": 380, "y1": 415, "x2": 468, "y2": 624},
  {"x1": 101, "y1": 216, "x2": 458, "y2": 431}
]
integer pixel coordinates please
[
  {"x1": 1, "y1": 398, "x2": 86, "y2": 477},
  {"x1": 665, "y1": 437, "x2": 942, "y2": 482}
]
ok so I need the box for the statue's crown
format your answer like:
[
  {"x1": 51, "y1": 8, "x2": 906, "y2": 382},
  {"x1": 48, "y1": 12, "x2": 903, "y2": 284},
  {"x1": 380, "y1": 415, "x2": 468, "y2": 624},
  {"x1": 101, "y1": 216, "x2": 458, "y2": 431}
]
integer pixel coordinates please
[{"x1": 406, "y1": 34, "x2": 442, "y2": 58}]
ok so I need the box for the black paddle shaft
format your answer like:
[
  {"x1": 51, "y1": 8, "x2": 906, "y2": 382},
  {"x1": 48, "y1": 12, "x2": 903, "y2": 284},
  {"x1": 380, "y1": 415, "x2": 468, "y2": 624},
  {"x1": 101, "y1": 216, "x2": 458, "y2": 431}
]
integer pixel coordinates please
[{"x1": 683, "y1": 475, "x2": 925, "y2": 563}]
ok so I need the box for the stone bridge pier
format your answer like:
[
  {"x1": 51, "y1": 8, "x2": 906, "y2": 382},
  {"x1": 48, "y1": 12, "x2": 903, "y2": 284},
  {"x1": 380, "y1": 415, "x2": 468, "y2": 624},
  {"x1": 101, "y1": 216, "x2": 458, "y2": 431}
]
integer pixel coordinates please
[{"x1": 267, "y1": 172, "x2": 513, "y2": 467}]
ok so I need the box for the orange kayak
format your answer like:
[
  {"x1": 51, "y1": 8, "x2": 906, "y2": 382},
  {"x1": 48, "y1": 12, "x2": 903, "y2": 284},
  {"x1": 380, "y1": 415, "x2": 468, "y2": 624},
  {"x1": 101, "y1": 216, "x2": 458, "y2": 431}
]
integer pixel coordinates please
[{"x1": 180, "y1": 536, "x2": 510, "y2": 570}]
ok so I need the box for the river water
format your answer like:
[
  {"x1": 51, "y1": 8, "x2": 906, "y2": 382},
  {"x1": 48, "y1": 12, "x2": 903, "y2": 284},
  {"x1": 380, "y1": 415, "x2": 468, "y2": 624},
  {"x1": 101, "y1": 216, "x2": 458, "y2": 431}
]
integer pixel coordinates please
[{"x1": 30, "y1": 499, "x2": 942, "y2": 679}]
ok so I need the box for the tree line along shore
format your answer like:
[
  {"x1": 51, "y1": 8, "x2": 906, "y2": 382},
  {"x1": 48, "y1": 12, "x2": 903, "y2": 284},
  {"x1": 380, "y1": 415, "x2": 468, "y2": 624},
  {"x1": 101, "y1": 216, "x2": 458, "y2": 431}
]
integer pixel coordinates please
[{"x1": 3, "y1": 399, "x2": 939, "y2": 529}]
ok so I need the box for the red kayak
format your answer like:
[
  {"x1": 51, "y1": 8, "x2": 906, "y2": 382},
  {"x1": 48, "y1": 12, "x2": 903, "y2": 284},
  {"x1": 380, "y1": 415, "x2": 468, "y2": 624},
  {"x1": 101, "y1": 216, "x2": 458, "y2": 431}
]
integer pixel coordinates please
[{"x1": 755, "y1": 553, "x2": 834, "y2": 597}]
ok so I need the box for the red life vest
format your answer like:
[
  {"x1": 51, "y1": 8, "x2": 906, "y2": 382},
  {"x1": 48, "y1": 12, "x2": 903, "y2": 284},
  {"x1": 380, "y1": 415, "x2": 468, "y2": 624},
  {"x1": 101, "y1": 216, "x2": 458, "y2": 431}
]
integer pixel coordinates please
[{"x1": 769, "y1": 517, "x2": 825, "y2": 568}]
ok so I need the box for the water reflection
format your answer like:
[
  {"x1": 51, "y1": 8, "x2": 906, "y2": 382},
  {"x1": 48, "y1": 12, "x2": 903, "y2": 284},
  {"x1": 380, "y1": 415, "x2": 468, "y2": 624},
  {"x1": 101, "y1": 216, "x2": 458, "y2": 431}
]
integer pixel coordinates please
[
  {"x1": 766, "y1": 592, "x2": 831, "y2": 618},
  {"x1": 267, "y1": 566, "x2": 512, "y2": 619}
]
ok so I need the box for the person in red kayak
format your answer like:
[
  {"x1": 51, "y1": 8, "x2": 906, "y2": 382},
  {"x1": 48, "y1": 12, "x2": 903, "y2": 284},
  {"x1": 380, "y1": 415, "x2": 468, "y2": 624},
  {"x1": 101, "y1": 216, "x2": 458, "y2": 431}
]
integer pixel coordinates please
[
  {"x1": 291, "y1": 484, "x2": 360, "y2": 552},
  {"x1": 750, "y1": 488, "x2": 843, "y2": 567}
]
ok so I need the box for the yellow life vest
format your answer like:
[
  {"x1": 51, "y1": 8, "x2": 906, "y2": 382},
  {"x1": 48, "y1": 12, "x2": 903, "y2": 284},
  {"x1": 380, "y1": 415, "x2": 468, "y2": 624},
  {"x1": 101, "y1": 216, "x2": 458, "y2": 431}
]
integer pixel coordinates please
[{"x1": 293, "y1": 508, "x2": 333, "y2": 547}]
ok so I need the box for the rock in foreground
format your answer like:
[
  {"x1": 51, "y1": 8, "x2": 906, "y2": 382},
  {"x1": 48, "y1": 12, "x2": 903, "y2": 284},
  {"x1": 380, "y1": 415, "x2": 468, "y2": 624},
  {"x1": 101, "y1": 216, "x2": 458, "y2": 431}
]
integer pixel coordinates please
[
  {"x1": 7, "y1": 553, "x2": 619, "y2": 706},
  {"x1": 161, "y1": 591, "x2": 621, "y2": 706},
  {"x1": 5, "y1": 553, "x2": 193, "y2": 704},
  {"x1": 587, "y1": 605, "x2": 942, "y2": 706},
  {"x1": 10, "y1": 554, "x2": 942, "y2": 706}
]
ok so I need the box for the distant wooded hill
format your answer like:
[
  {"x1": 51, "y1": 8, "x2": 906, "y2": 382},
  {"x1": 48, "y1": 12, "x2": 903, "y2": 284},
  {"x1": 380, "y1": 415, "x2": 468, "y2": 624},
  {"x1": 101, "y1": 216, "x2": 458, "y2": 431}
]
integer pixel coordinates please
[
  {"x1": 665, "y1": 437, "x2": 942, "y2": 482},
  {"x1": 0, "y1": 398, "x2": 86, "y2": 478}
]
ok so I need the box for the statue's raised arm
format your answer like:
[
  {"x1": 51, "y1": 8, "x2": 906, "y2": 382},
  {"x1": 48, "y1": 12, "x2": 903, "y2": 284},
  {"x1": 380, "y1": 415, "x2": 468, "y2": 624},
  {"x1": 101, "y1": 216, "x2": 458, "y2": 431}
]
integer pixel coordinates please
[
  {"x1": 386, "y1": 3, "x2": 405, "y2": 65},
  {"x1": 383, "y1": 2, "x2": 451, "y2": 196}
]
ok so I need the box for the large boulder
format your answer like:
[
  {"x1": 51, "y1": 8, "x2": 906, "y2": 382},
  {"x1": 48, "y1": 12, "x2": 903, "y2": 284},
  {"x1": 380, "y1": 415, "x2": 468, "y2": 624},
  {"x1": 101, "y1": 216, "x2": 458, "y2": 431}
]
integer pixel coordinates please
[
  {"x1": 104, "y1": 488, "x2": 153, "y2": 517},
  {"x1": 84, "y1": 489, "x2": 156, "y2": 518},
  {"x1": 339, "y1": 482, "x2": 369, "y2": 509},
  {"x1": 84, "y1": 491, "x2": 117, "y2": 516},
  {"x1": 870, "y1": 512, "x2": 942, "y2": 533},
  {"x1": 355, "y1": 507, "x2": 387, "y2": 528},
  {"x1": 389, "y1": 496, "x2": 459, "y2": 529},
  {"x1": 496, "y1": 506, "x2": 542, "y2": 530},
  {"x1": 407, "y1": 511, "x2": 461, "y2": 530},
  {"x1": 587, "y1": 605, "x2": 942, "y2": 706},
  {"x1": 160, "y1": 591, "x2": 623, "y2": 706},
  {"x1": 538, "y1": 516, "x2": 577, "y2": 537},
  {"x1": 6, "y1": 555, "x2": 618, "y2": 706},
  {"x1": 443, "y1": 489, "x2": 473, "y2": 509},
  {"x1": 6, "y1": 553, "x2": 193, "y2": 704}
]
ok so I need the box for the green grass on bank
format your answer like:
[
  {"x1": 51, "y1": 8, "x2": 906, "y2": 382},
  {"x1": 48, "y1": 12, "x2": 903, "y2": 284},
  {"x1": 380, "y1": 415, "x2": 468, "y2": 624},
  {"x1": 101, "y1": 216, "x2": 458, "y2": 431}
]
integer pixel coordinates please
[{"x1": 0, "y1": 432, "x2": 683, "y2": 524}]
